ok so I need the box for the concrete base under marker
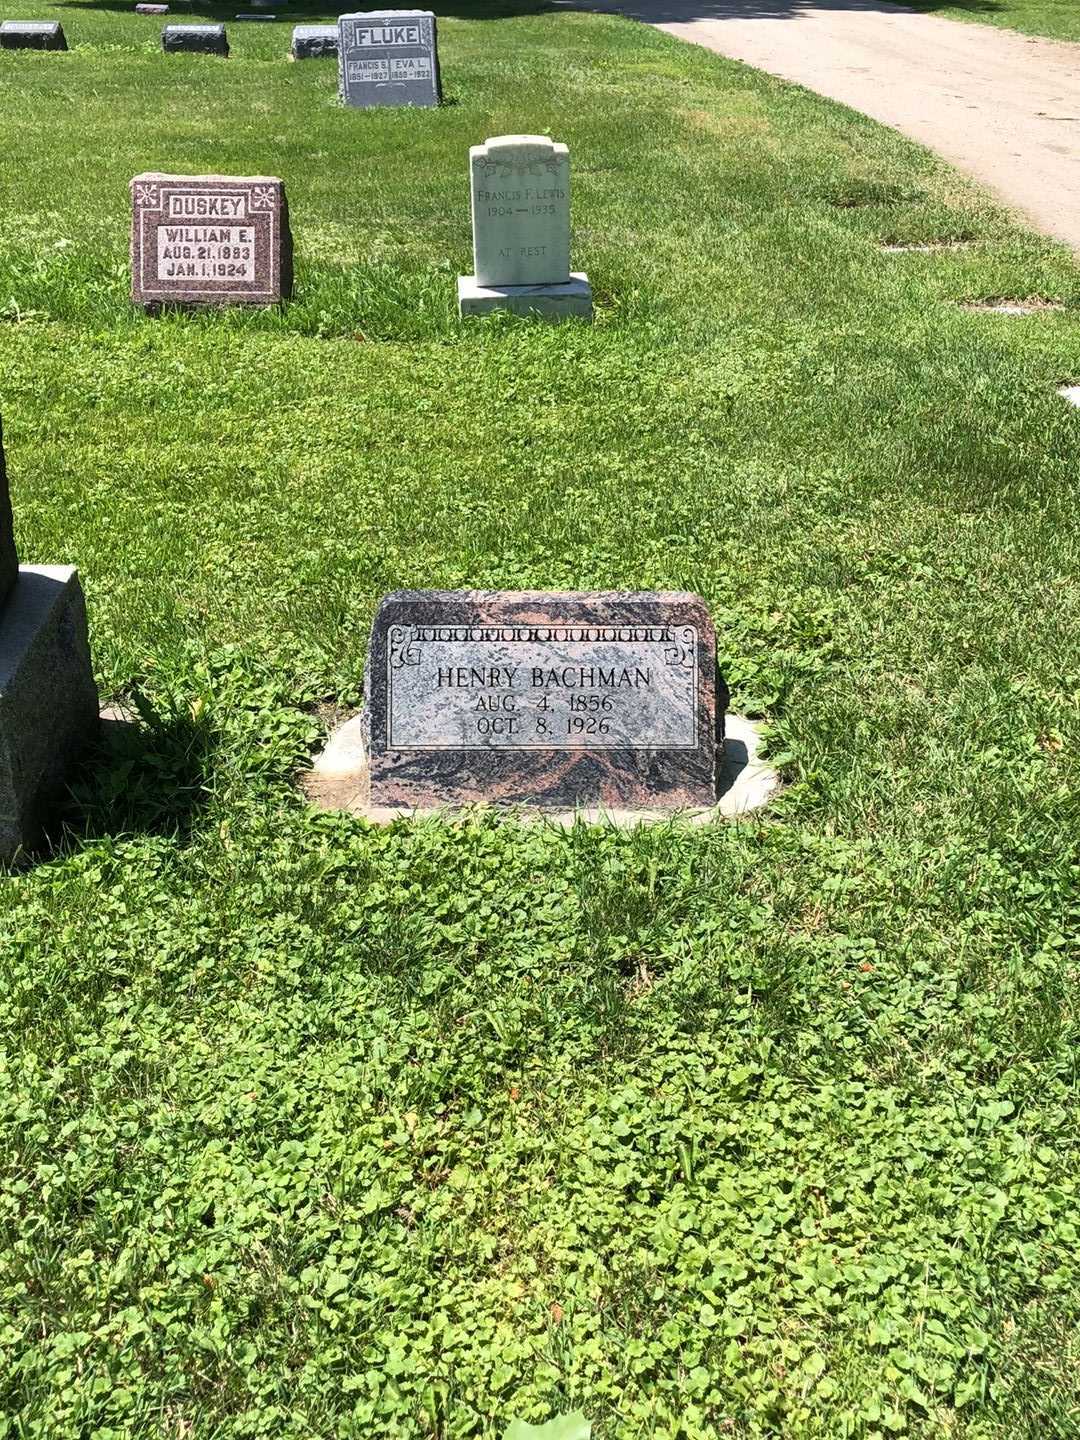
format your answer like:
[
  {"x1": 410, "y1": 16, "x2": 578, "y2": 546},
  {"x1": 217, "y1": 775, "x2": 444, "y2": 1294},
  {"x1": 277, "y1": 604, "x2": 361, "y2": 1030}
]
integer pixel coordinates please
[
  {"x1": 302, "y1": 712, "x2": 780, "y2": 826},
  {"x1": 1059, "y1": 385, "x2": 1080, "y2": 407},
  {"x1": 458, "y1": 273, "x2": 593, "y2": 322}
]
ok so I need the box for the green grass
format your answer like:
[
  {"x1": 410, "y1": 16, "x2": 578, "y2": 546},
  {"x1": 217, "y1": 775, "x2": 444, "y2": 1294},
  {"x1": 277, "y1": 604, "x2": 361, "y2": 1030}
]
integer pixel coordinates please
[
  {"x1": 4, "y1": 2, "x2": 1080, "y2": 1436},
  {"x1": 892, "y1": 0, "x2": 1080, "y2": 43}
]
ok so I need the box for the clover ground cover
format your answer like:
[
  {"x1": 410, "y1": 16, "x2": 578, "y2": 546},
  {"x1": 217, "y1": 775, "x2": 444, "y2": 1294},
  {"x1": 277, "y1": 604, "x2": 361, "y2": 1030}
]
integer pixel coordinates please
[{"x1": 2, "y1": 3, "x2": 1080, "y2": 1436}]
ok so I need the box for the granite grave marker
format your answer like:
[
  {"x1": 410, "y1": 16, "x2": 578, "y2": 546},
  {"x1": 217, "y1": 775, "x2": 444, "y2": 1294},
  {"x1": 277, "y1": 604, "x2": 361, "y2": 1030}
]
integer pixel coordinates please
[
  {"x1": 365, "y1": 591, "x2": 721, "y2": 811},
  {"x1": 0, "y1": 20, "x2": 67, "y2": 49},
  {"x1": 0, "y1": 418, "x2": 98, "y2": 862},
  {"x1": 130, "y1": 173, "x2": 292, "y2": 308},
  {"x1": 0, "y1": 430, "x2": 17, "y2": 607},
  {"x1": 292, "y1": 22, "x2": 337, "y2": 57},
  {"x1": 338, "y1": 10, "x2": 439, "y2": 108},
  {"x1": 459, "y1": 135, "x2": 592, "y2": 320},
  {"x1": 162, "y1": 22, "x2": 228, "y2": 55}
]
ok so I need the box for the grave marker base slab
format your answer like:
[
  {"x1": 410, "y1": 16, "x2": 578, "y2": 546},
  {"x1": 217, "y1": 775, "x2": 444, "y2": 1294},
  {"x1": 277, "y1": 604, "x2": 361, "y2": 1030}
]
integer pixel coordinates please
[
  {"x1": 304, "y1": 715, "x2": 777, "y2": 824},
  {"x1": 0, "y1": 566, "x2": 98, "y2": 863},
  {"x1": 458, "y1": 273, "x2": 592, "y2": 322}
]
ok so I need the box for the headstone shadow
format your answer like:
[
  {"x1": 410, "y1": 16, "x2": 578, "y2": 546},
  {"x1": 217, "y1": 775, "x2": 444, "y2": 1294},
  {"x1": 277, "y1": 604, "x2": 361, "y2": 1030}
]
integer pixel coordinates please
[
  {"x1": 46, "y1": 0, "x2": 557, "y2": 17},
  {"x1": 716, "y1": 731, "x2": 748, "y2": 800},
  {"x1": 41, "y1": 0, "x2": 1007, "y2": 18},
  {"x1": 45, "y1": 696, "x2": 219, "y2": 856},
  {"x1": 553, "y1": 0, "x2": 1003, "y2": 21}
]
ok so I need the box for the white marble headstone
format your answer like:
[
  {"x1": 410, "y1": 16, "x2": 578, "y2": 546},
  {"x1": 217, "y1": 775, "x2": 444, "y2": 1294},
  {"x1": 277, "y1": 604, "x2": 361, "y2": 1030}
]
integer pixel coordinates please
[{"x1": 470, "y1": 135, "x2": 571, "y2": 288}]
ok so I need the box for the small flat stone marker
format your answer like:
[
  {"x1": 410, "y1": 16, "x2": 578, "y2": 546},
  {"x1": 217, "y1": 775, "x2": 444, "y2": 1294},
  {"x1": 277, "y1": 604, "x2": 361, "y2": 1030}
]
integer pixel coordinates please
[
  {"x1": 0, "y1": 418, "x2": 98, "y2": 862},
  {"x1": 292, "y1": 22, "x2": 336, "y2": 57},
  {"x1": 363, "y1": 591, "x2": 720, "y2": 811},
  {"x1": 338, "y1": 10, "x2": 440, "y2": 108},
  {"x1": 135, "y1": 5, "x2": 169, "y2": 13},
  {"x1": 0, "y1": 20, "x2": 67, "y2": 49},
  {"x1": 162, "y1": 22, "x2": 228, "y2": 55},
  {"x1": 130, "y1": 172, "x2": 292, "y2": 308},
  {"x1": 459, "y1": 135, "x2": 592, "y2": 321},
  {"x1": 236, "y1": 13, "x2": 275, "y2": 18}
]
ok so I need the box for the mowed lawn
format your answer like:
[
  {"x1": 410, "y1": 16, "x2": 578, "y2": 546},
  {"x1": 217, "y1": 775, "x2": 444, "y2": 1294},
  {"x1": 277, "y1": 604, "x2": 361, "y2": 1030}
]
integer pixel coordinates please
[
  {"x1": 3, "y1": 2, "x2": 1080, "y2": 1436},
  {"x1": 894, "y1": 0, "x2": 1080, "y2": 42}
]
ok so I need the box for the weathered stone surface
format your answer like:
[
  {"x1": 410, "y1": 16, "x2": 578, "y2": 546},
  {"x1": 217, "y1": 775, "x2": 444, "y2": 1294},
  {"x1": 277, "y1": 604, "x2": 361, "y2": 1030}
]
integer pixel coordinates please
[
  {"x1": 338, "y1": 10, "x2": 439, "y2": 108},
  {"x1": 459, "y1": 134, "x2": 591, "y2": 322},
  {"x1": 365, "y1": 591, "x2": 721, "y2": 811},
  {"x1": 0, "y1": 20, "x2": 67, "y2": 49},
  {"x1": 458, "y1": 273, "x2": 592, "y2": 321},
  {"x1": 0, "y1": 566, "x2": 98, "y2": 863},
  {"x1": 130, "y1": 173, "x2": 292, "y2": 308},
  {"x1": 0, "y1": 420, "x2": 20, "y2": 611},
  {"x1": 162, "y1": 23, "x2": 228, "y2": 55},
  {"x1": 135, "y1": 5, "x2": 169, "y2": 14},
  {"x1": 292, "y1": 23, "x2": 337, "y2": 57},
  {"x1": 470, "y1": 135, "x2": 570, "y2": 287}
]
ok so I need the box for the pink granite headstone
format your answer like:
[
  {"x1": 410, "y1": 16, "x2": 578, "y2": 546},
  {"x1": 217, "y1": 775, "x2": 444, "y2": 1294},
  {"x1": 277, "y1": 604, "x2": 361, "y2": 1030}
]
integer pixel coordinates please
[
  {"x1": 365, "y1": 591, "x2": 722, "y2": 811},
  {"x1": 130, "y1": 173, "x2": 292, "y2": 309}
]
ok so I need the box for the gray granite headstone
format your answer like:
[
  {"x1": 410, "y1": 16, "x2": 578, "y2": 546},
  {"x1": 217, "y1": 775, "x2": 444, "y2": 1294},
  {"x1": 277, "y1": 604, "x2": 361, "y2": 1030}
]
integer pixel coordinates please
[
  {"x1": 162, "y1": 23, "x2": 228, "y2": 55},
  {"x1": 292, "y1": 23, "x2": 336, "y2": 58},
  {"x1": 338, "y1": 10, "x2": 439, "y2": 108},
  {"x1": 0, "y1": 419, "x2": 98, "y2": 862},
  {"x1": 0, "y1": 20, "x2": 67, "y2": 49},
  {"x1": 365, "y1": 591, "x2": 722, "y2": 811}
]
